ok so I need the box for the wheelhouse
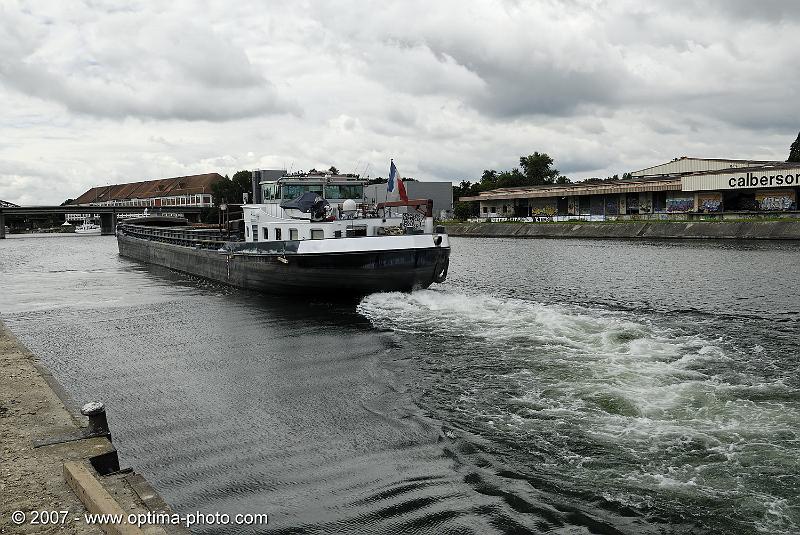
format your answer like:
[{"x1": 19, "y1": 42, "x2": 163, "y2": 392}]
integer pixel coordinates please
[
  {"x1": 243, "y1": 172, "x2": 436, "y2": 244},
  {"x1": 260, "y1": 173, "x2": 366, "y2": 205}
]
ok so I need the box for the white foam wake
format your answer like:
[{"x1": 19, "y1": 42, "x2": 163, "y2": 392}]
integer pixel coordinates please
[{"x1": 358, "y1": 288, "x2": 799, "y2": 532}]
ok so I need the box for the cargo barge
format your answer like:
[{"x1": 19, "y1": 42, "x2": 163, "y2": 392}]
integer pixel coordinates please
[{"x1": 116, "y1": 171, "x2": 450, "y2": 295}]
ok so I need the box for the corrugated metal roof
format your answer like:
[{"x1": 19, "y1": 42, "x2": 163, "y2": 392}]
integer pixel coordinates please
[
  {"x1": 631, "y1": 157, "x2": 784, "y2": 177},
  {"x1": 459, "y1": 178, "x2": 681, "y2": 202},
  {"x1": 71, "y1": 173, "x2": 224, "y2": 205},
  {"x1": 688, "y1": 162, "x2": 799, "y2": 176}
]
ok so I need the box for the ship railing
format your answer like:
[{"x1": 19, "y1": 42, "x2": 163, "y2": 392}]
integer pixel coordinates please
[
  {"x1": 375, "y1": 198, "x2": 434, "y2": 218},
  {"x1": 119, "y1": 224, "x2": 229, "y2": 250}
]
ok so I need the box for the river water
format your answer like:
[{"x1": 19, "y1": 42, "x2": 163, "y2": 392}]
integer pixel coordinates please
[{"x1": 1, "y1": 234, "x2": 798, "y2": 534}]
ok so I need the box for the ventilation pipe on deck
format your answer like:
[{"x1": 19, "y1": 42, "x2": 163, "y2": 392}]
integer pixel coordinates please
[{"x1": 251, "y1": 171, "x2": 262, "y2": 204}]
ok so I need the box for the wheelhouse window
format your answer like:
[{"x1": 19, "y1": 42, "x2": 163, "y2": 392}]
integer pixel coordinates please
[
  {"x1": 262, "y1": 227, "x2": 269, "y2": 241},
  {"x1": 310, "y1": 229, "x2": 324, "y2": 240},
  {"x1": 275, "y1": 228, "x2": 282, "y2": 240},
  {"x1": 324, "y1": 184, "x2": 363, "y2": 199},
  {"x1": 284, "y1": 184, "x2": 323, "y2": 200},
  {"x1": 252, "y1": 225, "x2": 258, "y2": 241},
  {"x1": 262, "y1": 182, "x2": 280, "y2": 201},
  {"x1": 289, "y1": 228, "x2": 298, "y2": 240}
]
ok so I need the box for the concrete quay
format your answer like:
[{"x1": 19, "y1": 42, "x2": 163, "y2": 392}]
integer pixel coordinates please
[
  {"x1": 0, "y1": 320, "x2": 187, "y2": 535},
  {"x1": 445, "y1": 219, "x2": 800, "y2": 240}
]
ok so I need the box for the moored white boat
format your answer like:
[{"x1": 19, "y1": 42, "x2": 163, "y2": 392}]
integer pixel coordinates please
[{"x1": 75, "y1": 219, "x2": 101, "y2": 235}]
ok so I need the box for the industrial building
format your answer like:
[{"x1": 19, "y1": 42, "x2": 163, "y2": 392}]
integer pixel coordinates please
[{"x1": 461, "y1": 157, "x2": 799, "y2": 220}]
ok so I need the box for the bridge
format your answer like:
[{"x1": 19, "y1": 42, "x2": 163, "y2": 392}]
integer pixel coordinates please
[{"x1": 0, "y1": 204, "x2": 204, "y2": 238}]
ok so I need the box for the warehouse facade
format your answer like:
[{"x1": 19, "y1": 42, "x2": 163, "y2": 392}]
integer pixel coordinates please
[{"x1": 460, "y1": 158, "x2": 799, "y2": 220}]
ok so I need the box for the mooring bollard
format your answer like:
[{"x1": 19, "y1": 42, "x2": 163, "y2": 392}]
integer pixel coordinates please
[
  {"x1": 81, "y1": 401, "x2": 110, "y2": 438},
  {"x1": 33, "y1": 400, "x2": 114, "y2": 448}
]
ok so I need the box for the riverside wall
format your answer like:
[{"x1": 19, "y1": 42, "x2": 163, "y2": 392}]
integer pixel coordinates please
[
  {"x1": 0, "y1": 319, "x2": 188, "y2": 535},
  {"x1": 445, "y1": 220, "x2": 800, "y2": 240}
]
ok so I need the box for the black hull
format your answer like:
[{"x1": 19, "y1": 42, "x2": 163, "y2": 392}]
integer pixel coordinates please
[{"x1": 117, "y1": 234, "x2": 449, "y2": 295}]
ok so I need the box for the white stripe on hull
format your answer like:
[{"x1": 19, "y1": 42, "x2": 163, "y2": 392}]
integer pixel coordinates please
[{"x1": 295, "y1": 234, "x2": 449, "y2": 255}]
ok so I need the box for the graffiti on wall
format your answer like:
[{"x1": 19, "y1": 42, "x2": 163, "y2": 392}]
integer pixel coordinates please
[
  {"x1": 568, "y1": 197, "x2": 578, "y2": 216},
  {"x1": 639, "y1": 192, "x2": 652, "y2": 213},
  {"x1": 698, "y1": 193, "x2": 722, "y2": 213},
  {"x1": 625, "y1": 194, "x2": 638, "y2": 214},
  {"x1": 530, "y1": 198, "x2": 557, "y2": 216},
  {"x1": 666, "y1": 194, "x2": 694, "y2": 212},
  {"x1": 756, "y1": 190, "x2": 796, "y2": 211},
  {"x1": 605, "y1": 196, "x2": 619, "y2": 215},
  {"x1": 590, "y1": 196, "x2": 605, "y2": 215}
]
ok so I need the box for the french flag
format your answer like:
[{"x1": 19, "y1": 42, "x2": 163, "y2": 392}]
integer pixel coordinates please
[{"x1": 387, "y1": 160, "x2": 408, "y2": 202}]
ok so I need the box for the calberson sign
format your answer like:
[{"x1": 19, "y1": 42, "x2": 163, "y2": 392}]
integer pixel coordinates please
[
  {"x1": 728, "y1": 172, "x2": 800, "y2": 188},
  {"x1": 682, "y1": 167, "x2": 800, "y2": 191}
]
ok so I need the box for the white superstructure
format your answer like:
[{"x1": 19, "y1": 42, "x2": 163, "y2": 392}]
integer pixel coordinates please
[{"x1": 242, "y1": 173, "x2": 436, "y2": 244}]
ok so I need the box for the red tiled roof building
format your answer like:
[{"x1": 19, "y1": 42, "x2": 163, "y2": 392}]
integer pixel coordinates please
[{"x1": 71, "y1": 173, "x2": 224, "y2": 209}]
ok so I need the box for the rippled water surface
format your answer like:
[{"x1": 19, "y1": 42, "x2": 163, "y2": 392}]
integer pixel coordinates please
[{"x1": 1, "y1": 234, "x2": 798, "y2": 534}]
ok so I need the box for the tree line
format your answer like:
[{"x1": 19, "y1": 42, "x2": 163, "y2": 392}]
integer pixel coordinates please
[
  {"x1": 789, "y1": 132, "x2": 800, "y2": 162},
  {"x1": 452, "y1": 152, "x2": 569, "y2": 220}
]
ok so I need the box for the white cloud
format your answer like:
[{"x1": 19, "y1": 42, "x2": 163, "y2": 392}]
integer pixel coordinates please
[
  {"x1": 0, "y1": 1, "x2": 296, "y2": 121},
  {"x1": 0, "y1": 0, "x2": 798, "y2": 205}
]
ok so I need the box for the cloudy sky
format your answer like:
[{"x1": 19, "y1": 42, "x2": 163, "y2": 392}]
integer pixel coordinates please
[{"x1": 1, "y1": 0, "x2": 799, "y2": 205}]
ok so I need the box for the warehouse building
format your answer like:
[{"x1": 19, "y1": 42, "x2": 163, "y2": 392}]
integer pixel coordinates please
[{"x1": 461, "y1": 157, "x2": 799, "y2": 220}]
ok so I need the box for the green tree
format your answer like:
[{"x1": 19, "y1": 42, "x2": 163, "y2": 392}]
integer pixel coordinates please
[
  {"x1": 453, "y1": 180, "x2": 481, "y2": 199},
  {"x1": 367, "y1": 176, "x2": 417, "y2": 186},
  {"x1": 495, "y1": 169, "x2": 526, "y2": 188},
  {"x1": 328, "y1": 166, "x2": 339, "y2": 174},
  {"x1": 475, "y1": 153, "x2": 563, "y2": 192},
  {"x1": 60, "y1": 198, "x2": 74, "y2": 206},
  {"x1": 211, "y1": 170, "x2": 253, "y2": 205},
  {"x1": 452, "y1": 180, "x2": 481, "y2": 218},
  {"x1": 231, "y1": 170, "x2": 252, "y2": 194},
  {"x1": 453, "y1": 202, "x2": 473, "y2": 221},
  {"x1": 519, "y1": 152, "x2": 560, "y2": 185},
  {"x1": 788, "y1": 132, "x2": 800, "y2": 162},
  {"x1": 479, "y1": 170, "x2": 499, "y2": 190},
  {"x1": 211, "y1": 175, "x2": 231, "y2": 205}
]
